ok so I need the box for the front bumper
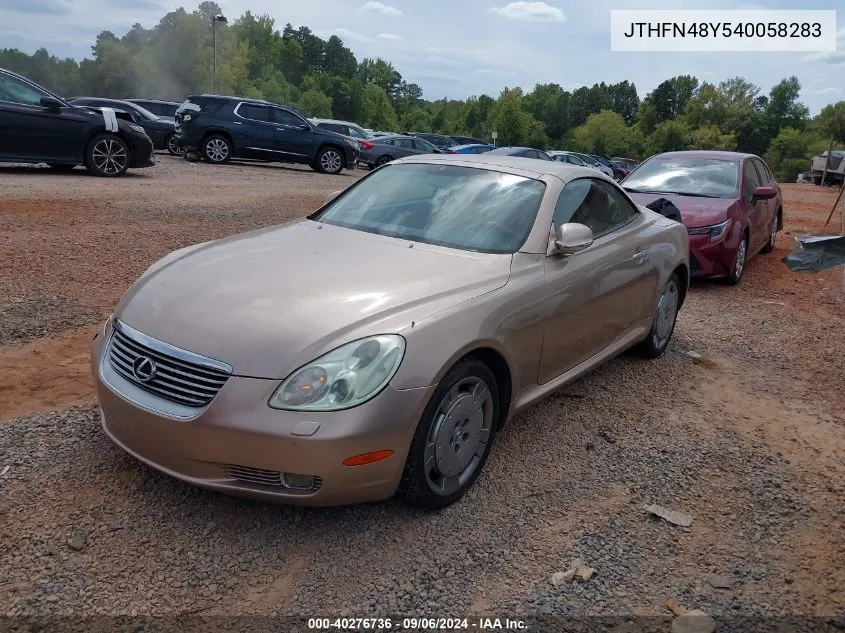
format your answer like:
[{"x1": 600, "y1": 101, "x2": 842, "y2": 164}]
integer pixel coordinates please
[
  {"x1": 128, "y1": 134, "x2": 156, "y2": 168},
  {"x1": 91, "y1": 328, "x2": 434, "y2": 506},
  {"x1": 687, "y1": 229, "x2": 741, "y2": 278}
]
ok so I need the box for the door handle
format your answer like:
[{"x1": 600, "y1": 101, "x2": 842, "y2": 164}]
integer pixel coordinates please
[{"x1": 632, "y1": 248, "x2": 649, "y2": 264}]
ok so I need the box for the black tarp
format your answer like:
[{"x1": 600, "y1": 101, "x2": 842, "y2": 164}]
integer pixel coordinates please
[
  {"x1": 782, "y1": 234, "x2": 845, "y2": 273},
  {"x1": 645, "y1": 198, "x2": 682, "y2": 223}
]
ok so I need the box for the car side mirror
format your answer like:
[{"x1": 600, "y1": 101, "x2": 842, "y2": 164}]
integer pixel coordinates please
[
  {"x1": 299, "y1": 123, "x2": 311, "y2": 131},
  {"x1": 552, "y1": 222, "x2": 594, "y2": 256},
  {"x1": 324, "y1": 190, "x2": 342, "y2": 205},
  {"x1": 752, "y1": 185, "x2": 777, "y2": 201},
  {"x1": 40, "y1": 96, "x2": 62, "y2": 111}
]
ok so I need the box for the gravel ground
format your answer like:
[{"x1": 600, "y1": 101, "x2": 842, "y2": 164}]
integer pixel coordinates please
[{"x1": 1, "y1": 158, "x2": 844, "y2": 629}]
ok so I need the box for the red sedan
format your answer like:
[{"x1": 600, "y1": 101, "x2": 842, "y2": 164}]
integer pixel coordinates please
[{"x1": 622, "y1": 151, "x2": 782, "y2": 284}]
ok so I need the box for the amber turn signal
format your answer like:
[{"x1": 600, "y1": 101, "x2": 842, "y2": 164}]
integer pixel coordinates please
[{"x1": 342, "y1": 450, "x2": 394, "y2": 466}]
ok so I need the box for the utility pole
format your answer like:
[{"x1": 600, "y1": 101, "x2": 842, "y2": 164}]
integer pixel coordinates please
[{"x1": 212, "y1": 14, "x2": 227, "y2": 94}]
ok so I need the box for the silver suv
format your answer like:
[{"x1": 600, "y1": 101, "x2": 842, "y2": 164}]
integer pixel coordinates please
[{"x1": 309, "y1": 118, "x2": 371, "y2": 141}]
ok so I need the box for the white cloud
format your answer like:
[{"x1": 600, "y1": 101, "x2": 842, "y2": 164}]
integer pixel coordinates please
[
  {"x1": 815, "y1": 87, "x2": 842, "y2": 95},
  {"x1": 330, "y1": 28, "x2": 374, "y2": 43},
  {"x1": 425, "y1": 46, "x2": 440, "y2": 54},
  {"x1": 733, "y1": 3, "x2": 765, "y2": 9},
  {"x1": 377, "y1": 32, "x2": 402, "y2": 41},
  {"x1": 490, "y1": 1, "x2": 566, "y2": 23},
  {"x1": 358, "y1": 1, "x2": 402, "y2": 17}
]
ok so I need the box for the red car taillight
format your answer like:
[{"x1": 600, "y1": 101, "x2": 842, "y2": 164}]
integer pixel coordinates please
[{"x1": 361, "y1": 141, "x2": 373, "y2": 150}]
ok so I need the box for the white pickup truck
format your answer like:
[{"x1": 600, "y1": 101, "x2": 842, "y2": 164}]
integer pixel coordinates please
[{"x1": 810, "y1": 150, "x2": 845, "y2": 186}]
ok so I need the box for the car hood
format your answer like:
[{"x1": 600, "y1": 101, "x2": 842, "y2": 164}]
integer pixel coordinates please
[
  {"x1": 624, "y1": 191, "x2": 736, "y2": 228},
  {"x1": 114, "y1": 221, "x2": 512, "y2": 379}
]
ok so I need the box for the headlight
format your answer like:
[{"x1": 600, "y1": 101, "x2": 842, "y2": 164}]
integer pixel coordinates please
[
  {"x1": 687, "y1": 219, "x2": 731, "y2": 242},
  {"x1": 128, "y1": 124, "x2": 146, "y2": 134},
  {"x1": 268, "y1": 335, "x2": 406, "y2": 411}
]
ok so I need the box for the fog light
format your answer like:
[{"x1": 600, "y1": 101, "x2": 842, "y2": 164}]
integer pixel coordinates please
[{"x1": 282, "y1": 473, "x2": 316, "y2": 490}]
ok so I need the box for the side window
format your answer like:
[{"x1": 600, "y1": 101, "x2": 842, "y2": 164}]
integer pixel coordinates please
[
  {"x1": 273, "y1": 108, "x2": 304, "y2": 126},
  {"x1": 753, "y1": 158, "x2": 772, "y2": 184},
  {"x1": 413, "y1": 138, "x2": 436, "y2": 151},
  {"x1": 347, "y1": 126, "x2": 369, "y2": 139},
  {"x1": 743, "y1": 160, "x2": 762, "y2": 200},
  {"x1": 0, "y1": 73, "x2": 49, "y2": 106},
  {"x1": 395, "y1": 138, "x2": 414, "y2": 149},
  {"x1": 240, "y1": 104, "x2": 271, "y2": 121},
  {"x1": 553, "y1": 179, "x2": 638, "y2": 239}
]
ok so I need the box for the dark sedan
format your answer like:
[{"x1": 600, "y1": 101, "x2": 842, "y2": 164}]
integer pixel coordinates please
[
  {"x1": 68, "y1": 97, "x2": 179, "y2": 155},
  {"x1": 408, "y1": 132, "x2": 457, "y2": 151},
  {"x1": 358, "y1": 135, "x2": 441, "y2": 168},
  {"x1": 485, "y1": 146, "x2": 552, "y2": 160},
  {"x1": 0, "y1": 68, "x2": 154, "y2": 176},
  {"x1": 623, "y1": 151, "x2": 782, "y2": 285},
  {"x1": 127, "y1": 99, "x2": 180, "y2": 120}
]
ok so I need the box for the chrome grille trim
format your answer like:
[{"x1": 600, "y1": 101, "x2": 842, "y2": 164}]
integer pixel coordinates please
[
  {"x1": 107, "y1": 320, "x2": 232, "y2": 408},
  {"x1": 222, "y1": 464, "x2": 323, "y2": 491}
]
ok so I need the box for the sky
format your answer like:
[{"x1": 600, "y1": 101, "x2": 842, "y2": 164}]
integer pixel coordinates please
[{"x1": 0, "y1": 0, "x2": 842, "y2": 114}]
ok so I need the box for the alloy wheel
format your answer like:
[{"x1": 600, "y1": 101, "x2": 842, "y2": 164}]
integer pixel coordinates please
[
  {"x1": 205, "y1": 138, "x2": 229, "y2": 162},
  {"x1": 91, "y1": 138, "x2": 128, "y2": 175},
  {"x1": 423, "y1": 377, "x2": 494, "y2": 497},
  {"x1": 734, "y1": 237, "x2": 747, "y2": 279},
  {"x1": 320, "y1": 150, "x2": 342, "y2": 173},
  {"x1": 167, "y1": 135, "x2": 184, "y2": 156}
]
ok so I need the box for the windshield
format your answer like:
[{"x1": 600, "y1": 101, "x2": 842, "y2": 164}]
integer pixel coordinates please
[
  {"x1": 123, "y1": 102, "x2": 158, "y2": 120},
  {"x1": 575, "y1": 154, "x2": 600, "y2": 166},
  {"x1": 591, "y1": 155, "x2": 613, "y2": 167},
  {"x1": 311, "y1": 163, "x2": 546, "y2": 254},
  {"x1": 624, "y1": 157, "x2": 740, "y2": 197}
]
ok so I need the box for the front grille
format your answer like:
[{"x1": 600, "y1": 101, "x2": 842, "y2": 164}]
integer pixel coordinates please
[
  {"x1": 222, "y1": 464, "x2": 323, "y2": 491},
  {"x1": 689, "y1": 253, "x2": 703, "y2": 275},
  {"x1": 108, "y1": 323, "x2": 231, "y2": 408}
]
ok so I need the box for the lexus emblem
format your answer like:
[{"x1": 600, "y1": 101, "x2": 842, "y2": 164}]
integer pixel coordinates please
[{"x1": 132, "y1": 356, "x2": 157, "y2": 383}]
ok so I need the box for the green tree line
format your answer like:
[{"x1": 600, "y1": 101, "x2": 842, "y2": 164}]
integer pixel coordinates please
[{"x1": 2, "y1": 0, "x2": 844, "y2": 182}]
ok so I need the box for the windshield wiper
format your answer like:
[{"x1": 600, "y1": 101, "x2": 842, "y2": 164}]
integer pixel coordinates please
[
  {"x1": 659, "y1": 191, "x2": 722, "y2": 198},
  {"x1": 623, "y1": 188, "x2": 721, "y2": 198}
]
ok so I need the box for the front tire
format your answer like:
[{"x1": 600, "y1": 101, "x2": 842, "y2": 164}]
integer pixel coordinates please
[
  {"x1": 760, "y1": 209, "x2": 779, "y2": 254},
  {"x1": 84, "y1": 133, "x2": 130, "y2": 177},
  {"x1": 399, "y1": 359, "x2": 500, "y2": 510},
  {"x1": 315, "y1": 147, "x2": 344, "y2": 175},
  {"x1": 724, "y1": 233, "x2": 748, "y2": 285},
  {"x1": 202, "y1": 135, "x2": 232, "y2": 164},
  {"x1": 634, "y1": 273, "x2": 681, "y2": 358}
]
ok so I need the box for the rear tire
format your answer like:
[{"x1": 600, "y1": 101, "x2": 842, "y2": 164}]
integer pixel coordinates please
[
  {"x1": 376, "y1": 155, "x2": 393, "y2": 166},
  {"x1": 84, "y1": 133, "x2": 130, "y2": 177},
  {"x1": 634, "y1": 273, "x2": 681, "y2": 359},
  {"x1": 165, "y1": 133, "x2": 183, "y2": 156},
  {"x1": 399, "y1": 359, "x2": 500, "y2": 510},
  {"x1": 202, "y1": 135, "x2": 232, "y2": 164},
  {"x1": 315, "y1": 147, "x2": 344, "y2": 175}
]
